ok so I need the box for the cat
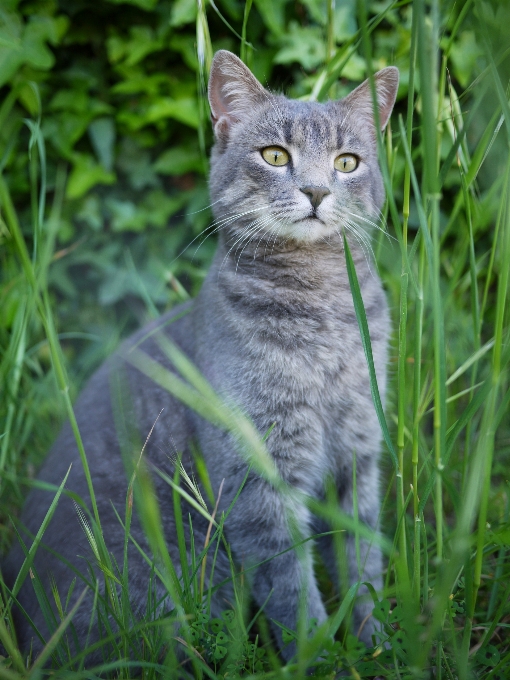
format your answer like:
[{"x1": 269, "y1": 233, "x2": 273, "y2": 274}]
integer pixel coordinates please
[{"x1": 4, "y1": 50, "x2": 398, "y2": 664}]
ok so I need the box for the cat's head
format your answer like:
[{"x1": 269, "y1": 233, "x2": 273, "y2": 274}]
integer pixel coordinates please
[{"x1": 208, "y1": 50, "x2": 398, "y2": 248}]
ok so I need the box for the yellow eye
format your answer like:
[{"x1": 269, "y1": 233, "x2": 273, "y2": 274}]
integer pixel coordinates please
[
  {"x1": 261, "y1": 147, "x2": 290, "y2": 166},
  {"x1": 334, "y1": 154, "x2": 358, "y2": 173}
]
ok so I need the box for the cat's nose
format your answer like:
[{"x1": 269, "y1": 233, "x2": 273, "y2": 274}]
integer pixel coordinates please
[{"x1": 300, "y1": 185, "x2": 331, "y2": 209}]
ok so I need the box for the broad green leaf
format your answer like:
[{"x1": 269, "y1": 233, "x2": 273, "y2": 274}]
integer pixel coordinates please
[
  {"x1": 254, "y1": 0, "x2": 288, "y2": 36},
  {"x1": 335, "y1": 0, "x2": 357, "y2": 41},
  {"x1": 449, "y1": 31, "x2": 483, "y2": 88},
  {"x1": 88, "y1": 117, "x2": 116, "y2": 172},
  {"x1": 119, "y1": 97, "x2": 199, "y2": 130},
  {"x1": 67, "y1": 153, "x2": 116, "y2": 199},
  {"x1": 300, "y1": 0, "x2": 327, "y2": 26},
  {"x1": 274, "y1": 22, "x2": 326, "y2": 71},
  {"x1": 170, "y1": 0, "x2": 197, "y2": 27},
  {"x1": 154, "y1": 145, "x2": 203, "y2": 176},
  {"x1": 144, "y1": 97, "x2": 199, "y2": 129}
]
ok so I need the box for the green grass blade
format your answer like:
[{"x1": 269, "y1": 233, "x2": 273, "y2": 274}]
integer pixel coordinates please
[{"x1": 342, "y1": 233, "x2": 397, "y2": 468}]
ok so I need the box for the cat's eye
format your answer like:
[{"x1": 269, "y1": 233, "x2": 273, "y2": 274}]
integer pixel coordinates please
[
  {"x1": 334, "y1": 154, "x2": 358, "y2": 173},
  {"x1": 261, "y1": 146, "x2": 290, "y2": 166}
]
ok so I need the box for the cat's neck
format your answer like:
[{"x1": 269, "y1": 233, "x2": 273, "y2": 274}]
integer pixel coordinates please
[
  {"x1": 216, "y1": 231, "x2": 367, "y2": 268},
  {"x1": 210, "y1": 231, "x2": 371, "y2": 293}
]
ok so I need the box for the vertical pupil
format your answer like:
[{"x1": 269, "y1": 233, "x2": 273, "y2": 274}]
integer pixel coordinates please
[{"x1": 274, "y1": 152, "x2": 278, "y2": 162}]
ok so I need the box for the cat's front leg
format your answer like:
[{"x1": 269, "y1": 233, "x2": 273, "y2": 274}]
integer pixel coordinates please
[
  {"x1": 315, "y1": 458, "x2": 383, "y2": 647},
  {"x1": 222, "y1": 473, "x2": 327, "y2": 660}
]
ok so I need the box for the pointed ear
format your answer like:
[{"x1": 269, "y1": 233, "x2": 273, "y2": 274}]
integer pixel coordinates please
[
  {"x1": 208, "y1": 50, "x2": 268, "y2": 140},
  {"x1": 343, "y1": 66, "x2": 399, "y2": 130}
]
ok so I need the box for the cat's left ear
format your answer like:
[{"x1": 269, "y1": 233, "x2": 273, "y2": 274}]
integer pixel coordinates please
[
  {"x1": 342, "y1": 67, "x2": 399, "y2": 130},
  {"x1": 208, "y1": 50, "x2": 268, "y2": 141}
]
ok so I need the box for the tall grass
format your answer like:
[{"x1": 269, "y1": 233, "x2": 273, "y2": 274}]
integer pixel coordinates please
[{"x1": 1, "y1": 0, "x2": 509, "y2": 677}]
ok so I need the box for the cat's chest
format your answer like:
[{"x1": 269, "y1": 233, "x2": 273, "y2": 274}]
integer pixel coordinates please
[{"x1": 201, "y1": 268, "x2": 386, "y2": 410}]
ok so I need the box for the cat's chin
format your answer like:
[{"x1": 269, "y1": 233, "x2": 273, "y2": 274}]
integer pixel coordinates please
[{"x1": 272, "y1": 218, "x2": 337, "y2": 244}]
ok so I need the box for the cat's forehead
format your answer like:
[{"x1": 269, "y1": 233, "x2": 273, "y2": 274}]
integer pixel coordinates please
[{"x1": 250, "y1": 97, "x2": 366, "y2": 152}]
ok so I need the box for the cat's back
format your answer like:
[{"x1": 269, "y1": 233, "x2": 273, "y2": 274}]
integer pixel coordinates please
[{"x1": 3, "y1": 301, "x2": 197, "y2": 642}]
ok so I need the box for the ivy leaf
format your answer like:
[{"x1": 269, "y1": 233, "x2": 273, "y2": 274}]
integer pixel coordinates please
[
  {"x1": 154, "y1": 145, "x2": 203, "y2": 176},
  {"x1": 145, "y1": 97, "x2": 199, "y2": 128},
  {"x1": 273, "y1": 22, "x2": 325, "y2": 71},
  {"x1": 119, "y1": 97, "x2": 199, "y2": 130},
  {"x1": 67, "y1": 154, "x2": 116, "y2": 199},
  {"x1": 255, "y1": 0, "x2": 288, "y2": 36},
  {"x1": 0, "y1": 12, "x2": 66, "y2": 87},
  {"x1": 335, "y1": 0, "x2": 357, "y2": 41},
  {"x1": 170, "y1": 0, "x2": 197, "y2": 27},
  {"x1": 88, "y1": 117, "x2": 116, "y2": 172},
  {"x1": 107, "y1": 26, "x2": 164, "y2": 67}
]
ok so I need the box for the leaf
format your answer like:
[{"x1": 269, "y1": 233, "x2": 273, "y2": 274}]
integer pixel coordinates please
[
  {"x1": 449, "y1": 31, "x2": 483, "y2": 88},
  {"x1": 334, "y1": 0, "x2": 357, "y2": 42},
  {"x1": 281, "y1": 628, "x2": 296, "y2": 643},
  {"x1": 144, "y1": 97, "x2": 199, "y2": 129},
  {"x1": 88, "y1": 117, "x2": 116, "y2": 172},
  {"x1": 372, "y1": 599, "x2": 390, "y2": 623},
  {"x1": 170, "y1": 0, "x2": 197, "y2": 27},
  {"x1": 154, "y1": 145, "x2": 203, "y2": 176},
  {"x1": 106, "y1": 190, "x2": 187, "y2": 232},
  {"x1": 300, "y1": 0, "x2": 327, "y2": 25},
  {"x1": 273, "y1": 22, "x2": 326, "y2": 71},
  {"x1": 66, "y1": 154, "x2": 116, "y2": 199},
  {"x1": 254, "y1": 0, "x2": 288, "y2": 36},
  {"x1": 213, "y1": 644, "x2": 227, "y2": 660},
  {"x1": 491, "y1": 528, "x2": 510, "y2": 545},
  {"x1": 106, "y1": 26, "x2": 164, "y2": 66},
  {"x1": 119, "y1": 97, "x2": 200, "y2": 130},
  {"x1": 210, "y1": 618, "x2": 224, "y2": 634},
  {"x1": 221, "y1": 610, "x2": 236, "y2": 627},
  {"x1": 169, "y1": 35, "x2": 199, "y2": 71},
  {"x1": 475, "y1": 645, "x2": 500, "y2": 667},
  {"x1": 0, "y1": 12, "x2": 65, "y2": 87}
]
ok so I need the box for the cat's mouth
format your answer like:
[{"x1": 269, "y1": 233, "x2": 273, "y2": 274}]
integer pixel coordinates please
[
  {"x1": 298, "y1": 213, "x2": 326, "y2": 226},
  {"x1": 294, "y1": 213, "x2": 325, "y2": 225}
]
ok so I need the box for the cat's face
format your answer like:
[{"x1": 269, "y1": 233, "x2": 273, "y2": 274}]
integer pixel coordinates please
[{"x1": 208, "y1": 51, "x2": 398, "y2": 248}]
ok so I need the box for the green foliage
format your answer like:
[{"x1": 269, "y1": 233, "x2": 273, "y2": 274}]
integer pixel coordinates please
[{"x1": 1, "y1": 0, "x2": 510, "y2": 677}]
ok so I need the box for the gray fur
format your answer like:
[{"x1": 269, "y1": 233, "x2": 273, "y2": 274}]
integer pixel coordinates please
[{"x1": 4, "y1": 51, "x2": 398, "y2": 662}]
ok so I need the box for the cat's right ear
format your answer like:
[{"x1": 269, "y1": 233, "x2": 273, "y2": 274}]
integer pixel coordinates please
[{"x1": 208, "y1": 50, "x2": 267, "y2": 142}]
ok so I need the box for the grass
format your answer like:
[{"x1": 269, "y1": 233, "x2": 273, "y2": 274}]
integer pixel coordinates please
[{"x1": 1, "y1": 0, "x2": 510, "y2": 677}]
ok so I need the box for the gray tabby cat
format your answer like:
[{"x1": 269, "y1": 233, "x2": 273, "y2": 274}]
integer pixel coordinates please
[{"x1": 4, "y1": 51, "x2": 398, "y2": 662}]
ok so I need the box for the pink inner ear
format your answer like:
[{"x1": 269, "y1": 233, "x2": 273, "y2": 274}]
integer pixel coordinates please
[
  {"x1": 340, "y1": 67, "x2": 399, "y2": 132},
  {"x1": 375, "y1": 67, "x2": 399, "y2": 130},
  {"x1": 208, "y1": 50, "x2": 268, "y2": 128},
  {"x1": 209, "y1": 70, "x2": 234, "y2": 123}
]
